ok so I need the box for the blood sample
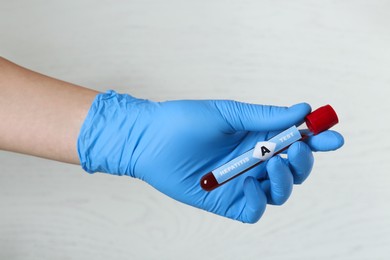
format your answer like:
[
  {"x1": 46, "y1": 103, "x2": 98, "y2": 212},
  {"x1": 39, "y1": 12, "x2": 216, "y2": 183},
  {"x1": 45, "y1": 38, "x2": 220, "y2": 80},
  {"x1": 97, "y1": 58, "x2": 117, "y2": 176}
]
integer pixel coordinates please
[{"x1": 200, "y1": 104, "x2": 339, "y2": 191}]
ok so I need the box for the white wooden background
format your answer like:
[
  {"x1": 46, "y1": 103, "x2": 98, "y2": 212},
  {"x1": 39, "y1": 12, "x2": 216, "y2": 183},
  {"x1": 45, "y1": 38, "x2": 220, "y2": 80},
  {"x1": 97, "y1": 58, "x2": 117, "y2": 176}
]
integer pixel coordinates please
[{"x1": 1, "y1": 1, "x2": 390, "y2": 259}]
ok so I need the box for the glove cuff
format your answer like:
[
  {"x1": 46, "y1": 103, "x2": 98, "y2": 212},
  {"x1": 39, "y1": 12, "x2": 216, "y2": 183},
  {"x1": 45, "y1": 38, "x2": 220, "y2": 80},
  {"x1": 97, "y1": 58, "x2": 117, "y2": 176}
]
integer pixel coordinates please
[{"x1": 77, "y1": 90, "x2": 141, "y2": 176}]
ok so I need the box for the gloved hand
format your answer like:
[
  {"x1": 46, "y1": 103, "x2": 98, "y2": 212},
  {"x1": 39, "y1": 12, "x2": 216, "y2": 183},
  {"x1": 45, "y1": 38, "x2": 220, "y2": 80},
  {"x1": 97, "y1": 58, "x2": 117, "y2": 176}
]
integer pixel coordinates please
[{"x1": 78, "y1": 90, "x2": 344, "y2": 223}]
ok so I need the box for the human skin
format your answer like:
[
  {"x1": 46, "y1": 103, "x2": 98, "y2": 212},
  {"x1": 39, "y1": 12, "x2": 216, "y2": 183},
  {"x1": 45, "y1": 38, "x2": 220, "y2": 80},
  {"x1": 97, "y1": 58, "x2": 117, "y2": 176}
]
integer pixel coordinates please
[{"x1": 0, "y1": 57, "x2": 99, "y2": 164}]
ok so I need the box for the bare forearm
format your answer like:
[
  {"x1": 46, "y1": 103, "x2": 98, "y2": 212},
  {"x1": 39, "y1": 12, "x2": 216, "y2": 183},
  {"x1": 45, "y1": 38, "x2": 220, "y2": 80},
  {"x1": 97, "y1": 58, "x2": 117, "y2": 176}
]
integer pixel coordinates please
[{"x1": 0, "y1": 57, "x2": 99, "y2": 164}]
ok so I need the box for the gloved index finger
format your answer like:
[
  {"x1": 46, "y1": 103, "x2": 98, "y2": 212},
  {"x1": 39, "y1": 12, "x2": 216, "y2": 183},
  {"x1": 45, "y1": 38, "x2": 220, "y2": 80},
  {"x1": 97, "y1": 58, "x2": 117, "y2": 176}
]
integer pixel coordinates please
[{"x1": 304, "y1": 130, "x2": 344, "y2": 152}]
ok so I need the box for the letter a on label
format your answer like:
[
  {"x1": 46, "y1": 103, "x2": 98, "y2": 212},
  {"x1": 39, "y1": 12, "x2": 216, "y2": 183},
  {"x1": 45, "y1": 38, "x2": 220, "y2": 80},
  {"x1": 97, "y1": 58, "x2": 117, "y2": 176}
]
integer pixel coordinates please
[
  {"x1": 252, "y1": 142, "x2": 276, "y2": 160},
  {"x1": 261, "y1": 146, "x2": 270, "y2": 156}
]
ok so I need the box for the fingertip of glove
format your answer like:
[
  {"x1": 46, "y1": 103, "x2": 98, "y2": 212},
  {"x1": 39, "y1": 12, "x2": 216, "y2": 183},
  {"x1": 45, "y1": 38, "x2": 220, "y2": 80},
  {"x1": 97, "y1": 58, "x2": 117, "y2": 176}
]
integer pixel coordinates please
[
  {"x1": 271, "y1": 103, "x2": 311, "y2": 130},
  {"x1": 289, "y1": 102, "x2": 312, "y2": 116},
  {"x1": 266, "y1": 155, "x2": 285, "y2": 171},
  {"x1": 307, "y1": 130, "x2": 345, "y2": 151},
  {"x1": 331, "y1": 130, "x2": 345, "y2": 149},
  {"x1": 288, "y1": 141, "x2": 312, "y2": 157}
]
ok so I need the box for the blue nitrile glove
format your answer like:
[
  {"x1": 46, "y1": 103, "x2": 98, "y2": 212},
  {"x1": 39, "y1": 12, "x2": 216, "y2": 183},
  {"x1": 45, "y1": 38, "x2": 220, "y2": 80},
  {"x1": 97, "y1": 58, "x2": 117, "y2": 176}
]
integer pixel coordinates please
[{"x1": 78, "y1": 90, "x2": 344, "y2": 223}]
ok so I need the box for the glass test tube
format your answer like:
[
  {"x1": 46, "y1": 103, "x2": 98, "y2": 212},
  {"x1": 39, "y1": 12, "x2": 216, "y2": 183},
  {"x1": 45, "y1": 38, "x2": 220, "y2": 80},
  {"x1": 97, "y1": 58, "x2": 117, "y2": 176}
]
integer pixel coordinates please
[{"x1": 200, "y1": 105, "x2": 339, "y2": 191}]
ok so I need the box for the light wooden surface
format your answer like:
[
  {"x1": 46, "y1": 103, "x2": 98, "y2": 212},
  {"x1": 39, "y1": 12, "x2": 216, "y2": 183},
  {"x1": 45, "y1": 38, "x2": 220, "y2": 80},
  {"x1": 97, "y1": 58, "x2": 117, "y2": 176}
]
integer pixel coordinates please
[{"x1": 1, "y1": 1, "x2": 389, "y2": 259}]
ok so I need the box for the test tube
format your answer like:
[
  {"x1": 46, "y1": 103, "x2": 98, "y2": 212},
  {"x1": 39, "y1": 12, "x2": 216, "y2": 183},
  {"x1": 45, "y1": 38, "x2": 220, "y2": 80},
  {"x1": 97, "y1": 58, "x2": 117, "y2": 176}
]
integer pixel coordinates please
[{"x1": 200, "y1": 104, "x2": 339, "y2": 191}]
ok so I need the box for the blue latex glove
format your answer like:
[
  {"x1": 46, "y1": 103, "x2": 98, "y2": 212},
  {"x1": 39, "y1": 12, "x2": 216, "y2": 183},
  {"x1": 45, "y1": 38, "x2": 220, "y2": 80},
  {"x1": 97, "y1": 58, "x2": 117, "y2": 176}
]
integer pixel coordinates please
[{"x1": 78, "y1": 90, "x2": 344, "y2": 223}]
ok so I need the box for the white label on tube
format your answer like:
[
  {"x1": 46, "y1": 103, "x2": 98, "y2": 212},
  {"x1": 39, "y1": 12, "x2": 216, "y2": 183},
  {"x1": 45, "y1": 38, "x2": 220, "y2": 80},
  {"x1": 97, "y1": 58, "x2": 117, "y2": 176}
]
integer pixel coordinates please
[
  {"x1": 252, "y1": 141, "x2": 276, "y2": 160},
  {"x1": 212, "y1": 126, "x2": 302, "y2": 184}
]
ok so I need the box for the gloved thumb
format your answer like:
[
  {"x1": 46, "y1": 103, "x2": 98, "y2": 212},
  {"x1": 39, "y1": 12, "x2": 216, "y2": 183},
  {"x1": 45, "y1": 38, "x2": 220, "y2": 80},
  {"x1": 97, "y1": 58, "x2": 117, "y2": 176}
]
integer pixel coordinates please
[{"x1": 213, "y1": 100, "x2": 311, "y2": 133}]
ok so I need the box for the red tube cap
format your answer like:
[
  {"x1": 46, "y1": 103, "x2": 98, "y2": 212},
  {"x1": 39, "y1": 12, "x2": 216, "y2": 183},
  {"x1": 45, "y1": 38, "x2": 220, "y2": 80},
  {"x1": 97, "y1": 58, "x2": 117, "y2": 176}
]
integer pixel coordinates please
[{"x1": 305, "y1": 105, "x2": 339, "y2": 135}]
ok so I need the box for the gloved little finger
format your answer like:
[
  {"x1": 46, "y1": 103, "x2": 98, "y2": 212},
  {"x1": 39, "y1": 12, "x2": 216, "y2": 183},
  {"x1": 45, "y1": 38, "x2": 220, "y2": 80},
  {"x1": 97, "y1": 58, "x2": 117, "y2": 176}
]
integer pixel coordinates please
[{"x1": 241, "y1": 176, "x2": 267, "y2": 224}]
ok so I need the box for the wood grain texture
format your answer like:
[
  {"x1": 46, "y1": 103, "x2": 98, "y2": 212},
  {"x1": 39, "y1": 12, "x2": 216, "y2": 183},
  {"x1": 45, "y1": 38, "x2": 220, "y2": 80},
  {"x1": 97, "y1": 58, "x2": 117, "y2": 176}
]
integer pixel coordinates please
[{"x1": 1, "y1": 0, "x2": 390, "y2": 259}]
